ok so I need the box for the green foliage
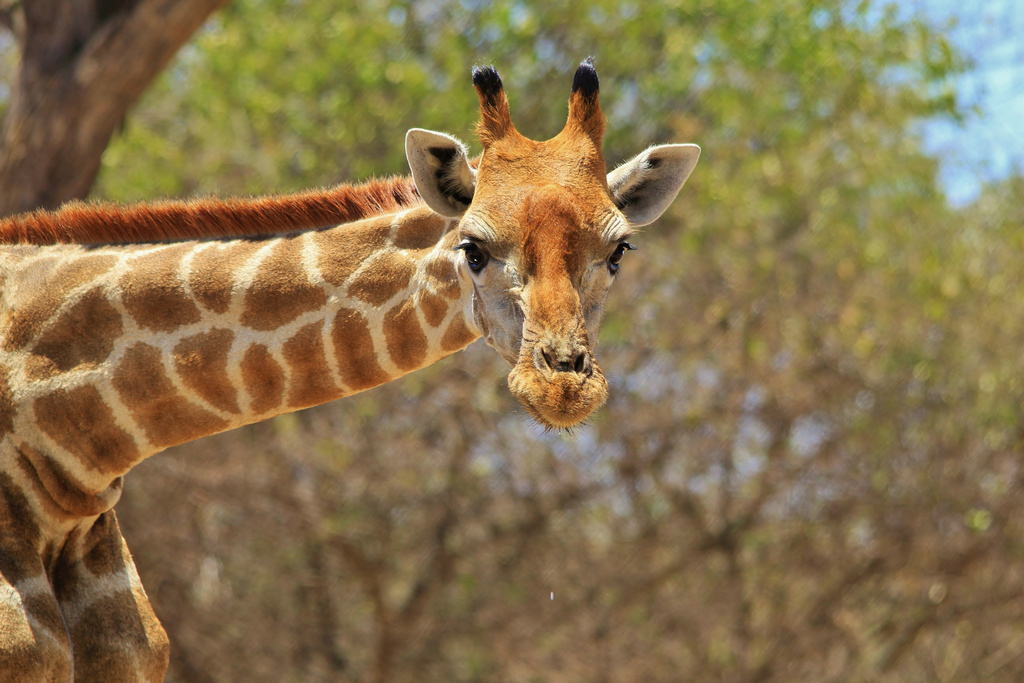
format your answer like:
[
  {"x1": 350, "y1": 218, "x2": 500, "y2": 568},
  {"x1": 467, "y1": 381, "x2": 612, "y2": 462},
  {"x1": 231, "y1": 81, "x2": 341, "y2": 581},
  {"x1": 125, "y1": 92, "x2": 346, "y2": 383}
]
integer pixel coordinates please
[{"x1": 99, "y1": 0, "x2": 965, "y2": 197}]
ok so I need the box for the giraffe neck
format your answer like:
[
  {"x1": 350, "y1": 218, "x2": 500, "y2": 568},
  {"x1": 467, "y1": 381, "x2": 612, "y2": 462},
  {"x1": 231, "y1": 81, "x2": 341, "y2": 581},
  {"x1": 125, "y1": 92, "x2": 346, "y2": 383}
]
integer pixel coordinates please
[{"x1": 0, "y1": 205, "x2": 479, "y2": 524}]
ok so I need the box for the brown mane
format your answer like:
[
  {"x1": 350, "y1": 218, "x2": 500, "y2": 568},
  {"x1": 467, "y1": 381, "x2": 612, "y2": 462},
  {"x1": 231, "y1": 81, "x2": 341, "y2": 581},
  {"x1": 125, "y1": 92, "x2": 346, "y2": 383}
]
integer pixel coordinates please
[{"x1": 0, "y1": 175, "x2": 422, "y2": 246}]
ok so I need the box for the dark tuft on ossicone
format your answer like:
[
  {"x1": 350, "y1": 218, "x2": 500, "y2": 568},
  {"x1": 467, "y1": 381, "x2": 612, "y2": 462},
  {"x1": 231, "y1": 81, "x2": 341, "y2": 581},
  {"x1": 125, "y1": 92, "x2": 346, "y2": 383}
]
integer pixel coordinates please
[
  {"x1": 472, "y1": 65, "x2": 504, "y2": 102},
  {"x1": 571, "y1": 57, "x2": 599, "y2": 98}
]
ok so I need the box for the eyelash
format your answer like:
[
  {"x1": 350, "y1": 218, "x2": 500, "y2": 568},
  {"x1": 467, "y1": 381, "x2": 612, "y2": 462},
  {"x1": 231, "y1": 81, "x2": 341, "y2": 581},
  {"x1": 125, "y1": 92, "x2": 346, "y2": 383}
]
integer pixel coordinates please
[
  {"x1": 455, "y1": 240, "x2": 490, "y2": 272},
  {"x1": 608, "y1": 241, "x2": 636, "y2": 273}
]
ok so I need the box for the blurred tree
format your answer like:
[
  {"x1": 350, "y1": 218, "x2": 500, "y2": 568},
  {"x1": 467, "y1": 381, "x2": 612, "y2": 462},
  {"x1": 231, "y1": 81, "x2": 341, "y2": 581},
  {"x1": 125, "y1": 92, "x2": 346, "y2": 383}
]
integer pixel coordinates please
[
  {"x1": 0, "y1": 0, "x2": 228, "y2": 216},
  {"x1": 16, "y1": 0, "x2": 1015, "y2": 680}
]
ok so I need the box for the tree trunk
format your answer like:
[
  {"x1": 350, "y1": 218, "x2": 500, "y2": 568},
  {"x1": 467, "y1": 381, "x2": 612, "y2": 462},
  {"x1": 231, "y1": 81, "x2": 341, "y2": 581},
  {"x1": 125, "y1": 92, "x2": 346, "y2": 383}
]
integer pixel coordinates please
[{"x1": 0, "y1": 0, "x2": 230, "y2": 217}]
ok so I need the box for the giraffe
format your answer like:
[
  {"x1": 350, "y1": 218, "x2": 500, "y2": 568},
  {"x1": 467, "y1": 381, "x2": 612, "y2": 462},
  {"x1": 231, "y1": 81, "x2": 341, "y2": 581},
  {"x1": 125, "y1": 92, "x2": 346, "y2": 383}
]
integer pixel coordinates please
[{"x1": 0, "y1": 60, "x2": 699, "y2": 681}]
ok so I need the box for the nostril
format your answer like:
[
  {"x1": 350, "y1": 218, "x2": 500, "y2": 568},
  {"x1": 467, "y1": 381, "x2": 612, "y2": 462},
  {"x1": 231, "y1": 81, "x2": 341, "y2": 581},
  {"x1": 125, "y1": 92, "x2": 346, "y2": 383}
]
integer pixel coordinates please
[
  {"x1": 536, "y1": 345, "x2": 591, "y2": 375},
  {"x1": 574, "y1": 352, "x2": 588, "y2": 374}
]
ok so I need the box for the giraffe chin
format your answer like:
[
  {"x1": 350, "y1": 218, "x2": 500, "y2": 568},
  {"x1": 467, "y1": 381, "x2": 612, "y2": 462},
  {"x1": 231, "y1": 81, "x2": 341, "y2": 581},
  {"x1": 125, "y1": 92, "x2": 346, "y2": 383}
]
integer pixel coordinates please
[{"x1": 507, "y1": 359, "x2": 609, "y2": 430}]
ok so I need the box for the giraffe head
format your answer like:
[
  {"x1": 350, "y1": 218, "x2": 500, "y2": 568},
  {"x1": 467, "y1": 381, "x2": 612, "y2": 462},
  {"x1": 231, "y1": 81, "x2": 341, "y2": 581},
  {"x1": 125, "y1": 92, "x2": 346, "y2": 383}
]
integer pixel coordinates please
[{"x1": 406, "y1": 60, "x2": 700, "y2": 429}]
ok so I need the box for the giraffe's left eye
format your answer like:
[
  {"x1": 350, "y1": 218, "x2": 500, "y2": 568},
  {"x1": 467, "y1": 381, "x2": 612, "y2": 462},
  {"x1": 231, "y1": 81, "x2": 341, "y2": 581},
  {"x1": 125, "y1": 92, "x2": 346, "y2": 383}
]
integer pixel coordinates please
[
  {"x1": 456, "y1": 240, "x2": 490, "y2": 272},
  {"x1": 608, "y1": 242, "x2": 636, "y2": 274}
]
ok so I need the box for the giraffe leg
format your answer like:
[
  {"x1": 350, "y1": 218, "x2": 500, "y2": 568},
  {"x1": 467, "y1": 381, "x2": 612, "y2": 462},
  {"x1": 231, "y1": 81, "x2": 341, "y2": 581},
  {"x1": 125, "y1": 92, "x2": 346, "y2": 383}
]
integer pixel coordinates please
[
  {"x1": 0, "y1": 541, "x2": 73, "y2": 682},
  {"x1": 53, "y1": 511, "x2": 170, "y2": 683},
  {"x1": 0, "y1": 469, "x2": 74, "y2": 682}
]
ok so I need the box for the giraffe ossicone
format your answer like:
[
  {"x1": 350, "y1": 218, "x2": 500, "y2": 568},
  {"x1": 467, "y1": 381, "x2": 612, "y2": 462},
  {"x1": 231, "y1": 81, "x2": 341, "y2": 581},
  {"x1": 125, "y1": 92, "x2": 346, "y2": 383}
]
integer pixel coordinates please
[
  {"x1": 408, "y1": 62, "x2": 700, "y2": 427},
  {"x1": 0, "y1": 60, "x2": 698, "y2": 680}
]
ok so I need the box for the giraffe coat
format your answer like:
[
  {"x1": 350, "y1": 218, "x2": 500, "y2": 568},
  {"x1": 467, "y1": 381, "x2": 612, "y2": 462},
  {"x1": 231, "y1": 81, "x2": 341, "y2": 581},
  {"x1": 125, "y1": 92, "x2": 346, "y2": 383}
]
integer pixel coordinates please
[{"x1": 0, "y1": 60, "x2": 699, "y2": 681}]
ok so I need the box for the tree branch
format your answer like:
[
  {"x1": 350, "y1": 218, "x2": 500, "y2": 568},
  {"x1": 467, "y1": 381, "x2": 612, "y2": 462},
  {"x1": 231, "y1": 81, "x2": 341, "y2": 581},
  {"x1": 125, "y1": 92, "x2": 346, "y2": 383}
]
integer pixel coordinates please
[{"x1": 0, "y1": 0, "x2": 230, "y2": 216}]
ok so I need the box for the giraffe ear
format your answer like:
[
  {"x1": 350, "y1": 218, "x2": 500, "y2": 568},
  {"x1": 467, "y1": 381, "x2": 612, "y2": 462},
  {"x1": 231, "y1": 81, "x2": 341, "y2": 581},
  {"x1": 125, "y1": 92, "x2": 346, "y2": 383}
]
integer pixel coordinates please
[
  {"x1": 607, "y1": 144, "x2": 700, "y2": 226},
  {"x1": 406, "y1": 129, "x2": 477, "y2": 218}
]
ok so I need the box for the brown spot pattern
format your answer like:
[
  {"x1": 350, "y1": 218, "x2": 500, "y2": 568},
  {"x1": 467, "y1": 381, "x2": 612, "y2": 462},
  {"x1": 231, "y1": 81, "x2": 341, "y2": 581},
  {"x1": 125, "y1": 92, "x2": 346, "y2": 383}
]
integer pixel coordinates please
[
  {"x1": 331, "y1": 308, "x2": 390, "y2": 391},
  {"x1": 112, "y1": 343, "x2": 227, "y2": 449},
  {"x1": 240, "y1": 344, "x2": 285, "y2": 415},
  {"x1": 33, "y1": 386, "x2": 139, "y2": 474},
  {"x1": 76, "y1": 512, "x2": 126, "y2": 581},
  {"x1": 189, "y1": 240, "x2": 262, "y2": 314},
  {"x1": 383, "y1": 300, "x2": 428, "y2": 372},
  {"x1": 173, "y1": 329, "x2": 240, "y2": 414},
  {"x1": 0, "y1": 364, "x2": 14, "y2": 435},
  {"x1": 346, "y1": 252, "x2": 415, "y2": 306},
  {"x1": 0, "y1": 568, "x2": 73, "y2": 681},
  {"x1": 120, "y1": 244, "x2": 201, "y2": 332},
  {"x1": 425, "y1": 257, "x2": 462, "y2": 299},
  {"x1": 314, "y1": 218, "x2": 392, "y2": 286},
  {"x1": 441, "y1": 314, "x2": 478, "y2": 352},
  {"x1": 0, "y1": 473, "x2": 43, "y2": 570},
  {"x1": 25, "y1": 288, "x2": 123, "y2": 380},
  {"x1": 15, "y1": 443, "x2": 120, "y2": 519},
  {"x1": 419, "y1": 291, "x2": 448, "y2": 328},
  {"x1": 282, "y1": 322, "x2": 339, "y2": 409},
  {"x1": 393, "y1": 212, "x2": 448, "y2": 250},
  {"x1": 66, "y1": 592, "x2": 170, "y2": 681},
  {"x1": 241, "y1": 238, "x2": 327, "y2": 331},
  {"x1": 78, "y1": 513, "x2": 172, "y2": 679},
  {"x1": 14, "y1": 448, "x2": 72, "y2": 524},
  {"x1": 3, "y1": 253, "x2": 117, "y2": 351},
  {"x1": 19, "y1": 593, "x2": 70, "y2": 658}
]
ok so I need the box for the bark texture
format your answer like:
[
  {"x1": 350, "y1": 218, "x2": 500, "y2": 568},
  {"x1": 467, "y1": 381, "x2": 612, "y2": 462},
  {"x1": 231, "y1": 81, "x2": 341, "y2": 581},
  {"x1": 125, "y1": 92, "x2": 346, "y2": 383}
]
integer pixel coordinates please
[{"x1": 0, "y1": 0, "x2": 229, "y2": 217}]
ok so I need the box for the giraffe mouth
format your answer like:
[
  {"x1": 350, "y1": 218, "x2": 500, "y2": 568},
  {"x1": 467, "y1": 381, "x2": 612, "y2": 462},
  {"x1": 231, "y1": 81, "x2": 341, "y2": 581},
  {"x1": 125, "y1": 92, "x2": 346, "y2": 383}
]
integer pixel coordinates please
[{"x1": 506, "y1": 351, "x2": 609, "y2": 429}]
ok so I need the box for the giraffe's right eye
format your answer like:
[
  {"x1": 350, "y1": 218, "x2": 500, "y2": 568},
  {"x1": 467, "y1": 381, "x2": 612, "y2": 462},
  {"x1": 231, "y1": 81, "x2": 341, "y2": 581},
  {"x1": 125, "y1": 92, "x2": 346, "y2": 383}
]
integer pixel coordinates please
[{"x1": 456, "y1": 240, "x2": 490, "y2": 272}]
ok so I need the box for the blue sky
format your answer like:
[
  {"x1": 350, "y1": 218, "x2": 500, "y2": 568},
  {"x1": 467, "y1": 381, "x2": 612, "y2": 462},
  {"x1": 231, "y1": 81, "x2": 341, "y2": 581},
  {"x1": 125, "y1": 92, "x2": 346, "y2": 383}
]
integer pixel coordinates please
[{"x1": 907, "y1": 0, "x2": 1024, "y2": 204}]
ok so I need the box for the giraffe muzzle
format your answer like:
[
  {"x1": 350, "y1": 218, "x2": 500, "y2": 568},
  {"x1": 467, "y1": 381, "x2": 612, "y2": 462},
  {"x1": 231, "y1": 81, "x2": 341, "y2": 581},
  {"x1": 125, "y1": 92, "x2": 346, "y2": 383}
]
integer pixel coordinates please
[{"x1": 507, "y1": 342, "x2": 608, "y2": 430}]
